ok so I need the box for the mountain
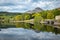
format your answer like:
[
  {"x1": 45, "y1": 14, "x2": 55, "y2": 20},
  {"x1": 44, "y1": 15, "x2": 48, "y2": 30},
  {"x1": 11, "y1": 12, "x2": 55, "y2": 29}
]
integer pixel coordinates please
[
  {"x1": 56, "y1": 8, "x2": 60, "y2": 10},
  {"x1": 26, "y1": 7, "x2": 43, "y2": 13}
]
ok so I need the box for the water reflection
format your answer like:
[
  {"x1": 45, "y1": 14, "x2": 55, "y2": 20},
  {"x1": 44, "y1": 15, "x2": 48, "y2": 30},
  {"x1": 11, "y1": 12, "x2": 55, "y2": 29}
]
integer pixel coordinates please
[
  {"x1": 0, "y1": 22, "x2": 60, "y2": 34},
  {"x1": 0, "y1": 22, "x2": 60, "y2": 40},
  {"x1": 0, "y1": 28, "x2": 60, "y2": 40}
]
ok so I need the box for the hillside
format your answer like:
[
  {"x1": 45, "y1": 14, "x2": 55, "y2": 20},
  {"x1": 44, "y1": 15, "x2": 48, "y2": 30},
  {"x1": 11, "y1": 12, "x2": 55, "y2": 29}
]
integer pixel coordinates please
[{"x1": 26, "y1": 7, "x2": 43, "y2": 14}]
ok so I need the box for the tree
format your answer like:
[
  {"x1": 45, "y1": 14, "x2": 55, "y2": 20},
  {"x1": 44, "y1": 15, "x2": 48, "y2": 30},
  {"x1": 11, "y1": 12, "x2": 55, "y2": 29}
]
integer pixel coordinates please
[
  {"x1": 22, "y1": 13, "x2": 30, "y2": 20},
  {"x1": 47, "y1": 11, "x2": 54, "y2": 19},
  {"x1": 53, "y1": 9, "x2": 60, "y2": 17},
  {"x1": 24, "y1": 14, "x2": 30, "y2": 20},
  {"x1": 34, "y1": 13, "x2": 43, "y2": 23},
  {"x1": 41, "y1": 11, "x2": 47, "y2": 19},
  {"x1": 15, "y1": 15, "x2": 22, "y2": 21}
]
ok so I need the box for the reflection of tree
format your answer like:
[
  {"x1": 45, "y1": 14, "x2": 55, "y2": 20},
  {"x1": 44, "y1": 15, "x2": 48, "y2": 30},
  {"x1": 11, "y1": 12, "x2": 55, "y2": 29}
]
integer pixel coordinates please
[
  {"x1": 32, "y1": 23, "x2": 41, "y2": 32},
  {"x1": 1, "y1": 21, "x2": 60, "y2": 34},
  {"x1": 15, "y1": 22, "x2": 24, "y2": 28},
  {"x1": 31, "y1": 23, "x2": 57, "y2": 33},
  {"x1": 54, "y1": 28, "x2": 60, "y2": 34},
  {"x1": 24, "y1": 23, "x2": 32, "y2": 29},
  {"x1": 15, "y1": 22, "x2": 32, "y2": 29},
  {"x1": 46, "y1": 26, "x2": 54, "y2": 32},
  {"x1": 40, "y1": 24, "x2": 47, "y2": 32}
]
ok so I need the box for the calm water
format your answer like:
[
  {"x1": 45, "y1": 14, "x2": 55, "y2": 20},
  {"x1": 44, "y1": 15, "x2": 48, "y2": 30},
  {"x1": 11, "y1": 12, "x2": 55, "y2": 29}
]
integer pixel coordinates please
[{"x1": 0, "y1": 22, "x2": 60, "y2": 40}]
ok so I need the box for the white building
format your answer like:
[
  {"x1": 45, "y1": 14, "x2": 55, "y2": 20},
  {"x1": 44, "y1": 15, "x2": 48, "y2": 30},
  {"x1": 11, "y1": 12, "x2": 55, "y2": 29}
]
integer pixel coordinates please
[
  {"x1": 55, "y1": 15, "x2": 60, "y2": 22},
  {"x1": 55, "y1": 15, "x2": 60, "y2": 20}
]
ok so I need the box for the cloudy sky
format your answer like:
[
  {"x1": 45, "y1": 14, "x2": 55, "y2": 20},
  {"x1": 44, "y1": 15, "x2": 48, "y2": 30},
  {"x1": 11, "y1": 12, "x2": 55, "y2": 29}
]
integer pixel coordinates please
[{"x1": 0, "y1": 0, "x2": 60, "y2": 12}]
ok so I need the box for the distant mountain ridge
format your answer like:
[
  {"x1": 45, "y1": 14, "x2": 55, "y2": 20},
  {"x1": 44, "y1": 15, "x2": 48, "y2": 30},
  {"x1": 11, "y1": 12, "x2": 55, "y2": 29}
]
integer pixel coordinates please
[
  {"x1": 56, "y1": 8, "x2": 60, "y2": 10},
  {"x1": 0, "y1": 7, "x2": 60, "y2": 14},
  {"x1": 26, "y1": 7, "x2": 43, "y2": 13}
]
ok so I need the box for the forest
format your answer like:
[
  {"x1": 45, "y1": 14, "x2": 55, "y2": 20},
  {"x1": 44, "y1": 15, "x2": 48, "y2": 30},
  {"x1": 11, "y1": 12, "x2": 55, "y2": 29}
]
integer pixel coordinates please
[{"x1": 0, "y1": 8, "x2": 60, "y2": 23}]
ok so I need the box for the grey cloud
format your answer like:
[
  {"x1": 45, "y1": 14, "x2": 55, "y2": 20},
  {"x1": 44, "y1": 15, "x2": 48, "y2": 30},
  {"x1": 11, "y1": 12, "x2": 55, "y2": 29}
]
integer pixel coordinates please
[{"x1": 0, "y1": 0, "x2": 60, "y2": 12}]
